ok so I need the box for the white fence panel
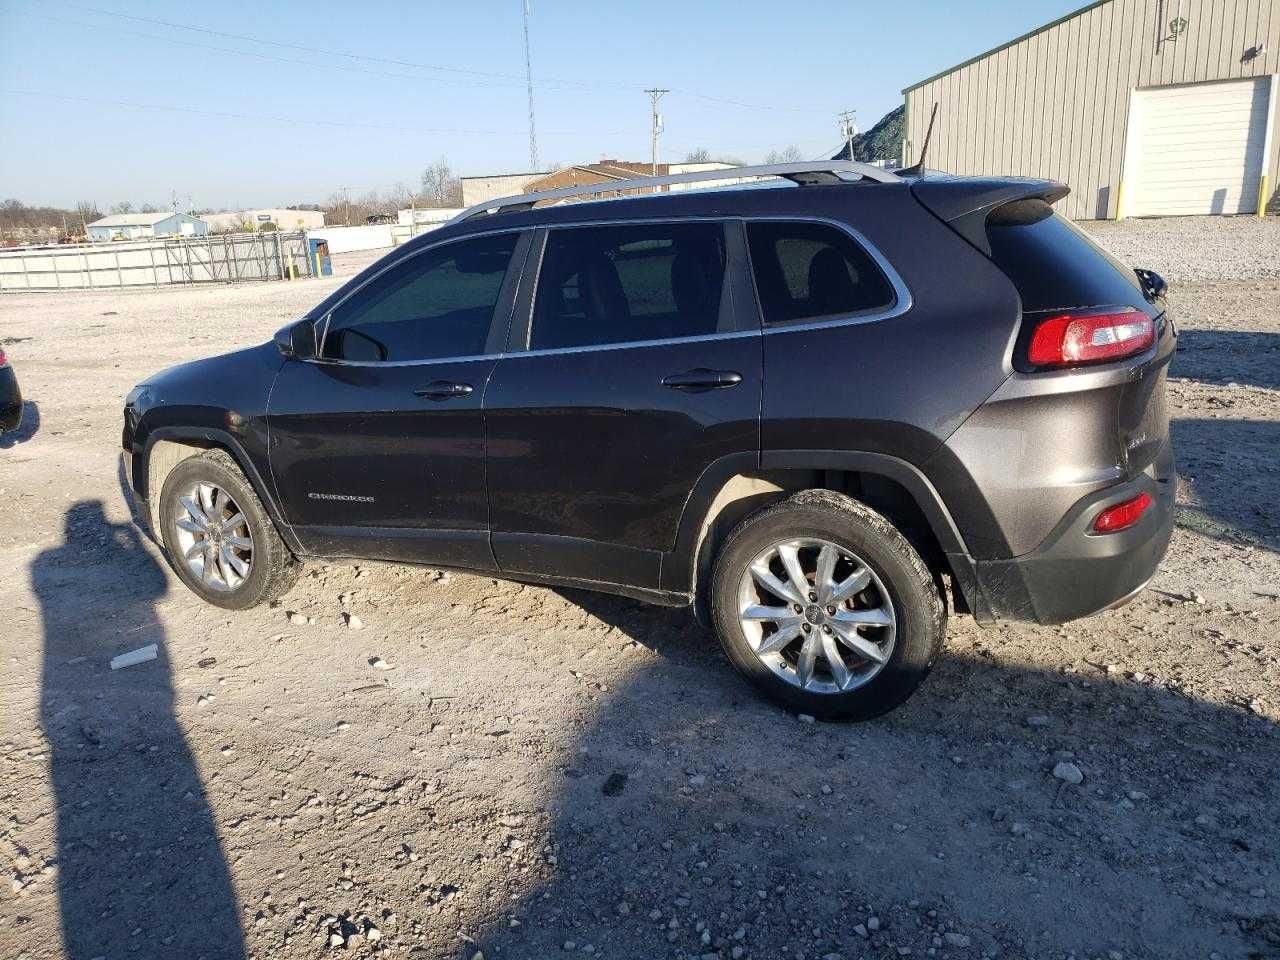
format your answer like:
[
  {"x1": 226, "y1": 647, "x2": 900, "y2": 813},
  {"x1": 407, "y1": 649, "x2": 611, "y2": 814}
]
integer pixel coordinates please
[{"x1": 0, "y1": 233, "x2": 312, "y2": 291}]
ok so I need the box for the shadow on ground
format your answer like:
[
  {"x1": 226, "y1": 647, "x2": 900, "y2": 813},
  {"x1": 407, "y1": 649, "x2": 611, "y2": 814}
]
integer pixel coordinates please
[
  {"x1": 460, "y1": 586, "x2": 1280, "y2": 960},
  {"x1": 1172, "y1": 329, "x2": 1280, "y2": 391},
  {"x1": 1172, "y1": 417, "x2": 1280, "y2": 552},
  {"x1": 33, "y1": 500, "x2": 246, "y2": 960},
  {"x1": 1, "y1": 399, "x2": 39, "y2": 448}
]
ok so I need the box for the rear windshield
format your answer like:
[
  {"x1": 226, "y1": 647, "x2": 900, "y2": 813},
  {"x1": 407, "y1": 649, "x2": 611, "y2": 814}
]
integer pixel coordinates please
[{"x1": 986, "y1": 199, "x2": 1148, "y2": 312}]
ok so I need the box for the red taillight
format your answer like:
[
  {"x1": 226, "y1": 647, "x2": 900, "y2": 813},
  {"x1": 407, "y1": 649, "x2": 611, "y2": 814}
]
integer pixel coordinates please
[
  {"x1": 1092, "y1": 492, "x2": 1153, "y2": 534},
  {"x1": 0, "y1": 347, "x2": 7, "y2": 367},
  {"x1": 1027, "y1": 308, "x2": 1154, "y2": 368}
]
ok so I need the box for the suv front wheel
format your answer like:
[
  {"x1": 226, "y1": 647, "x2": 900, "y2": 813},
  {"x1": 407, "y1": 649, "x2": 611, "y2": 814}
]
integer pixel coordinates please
[
  {"x1": 710, "y1": 490, "x2": 945, "y2": 721},
  {"x1": 158, "y1": 449, "x2": 299, "y2": 610}
]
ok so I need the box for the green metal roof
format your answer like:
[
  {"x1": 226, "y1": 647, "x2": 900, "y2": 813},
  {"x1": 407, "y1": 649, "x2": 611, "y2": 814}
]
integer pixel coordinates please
[{"x1": 902, "y1": 0, "x2": 1112, "y2": 94}]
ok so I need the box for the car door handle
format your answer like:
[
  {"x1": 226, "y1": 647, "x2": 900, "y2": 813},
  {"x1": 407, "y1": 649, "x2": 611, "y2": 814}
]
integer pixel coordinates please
[
  {"x1": 661, "y1": 368, "x2": 743, "y2": 392},
  {"x1": 413, "y1": 380, "x2": 474, "y2": 400}
]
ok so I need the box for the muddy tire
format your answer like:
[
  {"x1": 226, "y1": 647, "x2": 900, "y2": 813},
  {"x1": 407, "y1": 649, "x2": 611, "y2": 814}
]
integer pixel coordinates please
[
  {"x1": 158, "y1": 449, "x2": 298, "y2": 610},
  {"x1": 710, "y1": 489, "x2": 945, "y2": 721}
]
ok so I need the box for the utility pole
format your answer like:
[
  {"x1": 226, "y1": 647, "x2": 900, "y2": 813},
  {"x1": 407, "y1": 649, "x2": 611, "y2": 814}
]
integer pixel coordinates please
[
  {"x1": 644, "y1": 88, "x2": 669, "y2": 187},
  {"x1": 340, "y1": 186, "x2": 351, "y2": 226},
  {"x1": 522, "y1": 0, "x2": 539, "y2": 171},
  {"x1": 838, "y1": 109, "x2": 858, "y2": 160}
]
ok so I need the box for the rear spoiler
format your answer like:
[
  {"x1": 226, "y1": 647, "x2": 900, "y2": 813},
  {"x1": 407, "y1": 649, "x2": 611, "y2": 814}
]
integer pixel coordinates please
[{"x1": 909, "y1": 175, "x2": 1069, "y2": 256}]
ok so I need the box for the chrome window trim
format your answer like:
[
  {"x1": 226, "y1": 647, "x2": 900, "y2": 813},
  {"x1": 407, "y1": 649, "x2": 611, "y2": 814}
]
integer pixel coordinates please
[
  {"x1": 309, "y1": 214, "x2": 912, "y2": 366},
  {"x1": 302, "y1": 352, "x2": 500, "y2": 369},
  {"x1": 312, "y1": 226, "x2": 528, "y2": 367},
  {"x1": 505, "y1": 328, "x2": 761, "y2": 361},
  {"x1": 508, "y1": 215, "x2": 911, "y2": 358}
]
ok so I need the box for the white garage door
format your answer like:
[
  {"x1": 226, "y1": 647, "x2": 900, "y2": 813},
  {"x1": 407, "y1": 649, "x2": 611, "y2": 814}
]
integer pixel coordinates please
[{"x1": 1124, "y1": 77, "x2": 1272, "y2": 216}]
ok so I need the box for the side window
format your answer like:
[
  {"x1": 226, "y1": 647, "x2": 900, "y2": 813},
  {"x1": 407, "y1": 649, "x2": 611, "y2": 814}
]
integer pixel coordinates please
[
  {"x1": 746, "y1": 221, "x2": 895, "y2": 326},
  {"x1": 530, "y1": 222, "x2": 727, "y2": 351},
  {"x1": 322, "y1": 232, "x2": 519, "y2": 362}
]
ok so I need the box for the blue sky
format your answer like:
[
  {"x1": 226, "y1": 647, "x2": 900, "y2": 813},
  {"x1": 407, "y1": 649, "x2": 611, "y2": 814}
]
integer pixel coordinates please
[{"x1": 1, "y1": 0, "x2": 1079, "y2": 209}]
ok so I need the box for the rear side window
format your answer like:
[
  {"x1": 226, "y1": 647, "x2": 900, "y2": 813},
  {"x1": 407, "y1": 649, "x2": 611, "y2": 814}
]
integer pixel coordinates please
[
  {"x1": 746, "y1": 221, "x2": 895, "y2": 325},
  {"x1": 530, "y1": 222, "x2": 727, "y2": 350},
  {"x1": 985, "y1": 200, "x2": 1147, "y2": 312},
  {"x1": 323, "y1": 232, "x2": 518, "y2": 362}
]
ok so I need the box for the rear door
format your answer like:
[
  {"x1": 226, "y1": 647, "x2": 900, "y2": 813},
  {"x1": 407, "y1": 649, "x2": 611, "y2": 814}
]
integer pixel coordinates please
[
  {"x1": 268, "y1": 230, "x2": 529, "y2": 568},
  {"x1": 484, "y1": 219, "x2": 761, "y2": 588}
]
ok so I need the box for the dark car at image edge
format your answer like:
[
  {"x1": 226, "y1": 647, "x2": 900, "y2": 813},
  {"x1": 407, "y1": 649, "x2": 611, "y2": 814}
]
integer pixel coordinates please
[
  {"x1": 1, "y1": 347, "x2": 22, "y2": 434},
  {"x1": 122, "y1": 161, "x2": 1175, "y2": 719}
]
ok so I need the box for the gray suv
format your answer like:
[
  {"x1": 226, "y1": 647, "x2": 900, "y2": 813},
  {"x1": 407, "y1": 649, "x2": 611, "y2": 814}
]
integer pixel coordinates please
[{"x1": 122, "y1": 162, "x2": 1175, "y2": 720}]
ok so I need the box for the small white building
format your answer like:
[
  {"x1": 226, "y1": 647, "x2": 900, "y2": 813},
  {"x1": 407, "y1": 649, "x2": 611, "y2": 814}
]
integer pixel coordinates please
[
  {"x1": 396, "y1": 207, "x2": 464, "y2": 227},
  {"x1": 87, "y1": 211, "x2": 208, "y2": 242},
  {"x1": 203, "y1": 208, "x2": 326, "y2": 233}
]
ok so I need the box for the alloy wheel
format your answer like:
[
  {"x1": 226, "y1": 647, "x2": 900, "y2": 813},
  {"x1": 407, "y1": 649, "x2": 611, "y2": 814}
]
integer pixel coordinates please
[
  {"x1": 736, "y1": 537, "x2": 896, "y2": 694},
  {"x1": 173, "y1": 482, "x2": 254, "y2": 592}
]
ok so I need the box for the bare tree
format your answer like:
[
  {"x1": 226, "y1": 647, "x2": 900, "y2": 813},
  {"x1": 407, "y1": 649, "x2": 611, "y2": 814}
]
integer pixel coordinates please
[
  {"x1": 684, "y1": 148, "x2": 711, "y2": 163},
  {"x1": 420, "y1": 157, "x2": 462, "y2": 208},
  {"x1": 387, "y1": 181, "x2": 415, "y2": 211},
  {"x1": 74, "y1": 201, "x2": 99, "y2": 233},
  {"x1": 110, "y1": 201, "x2": 134, "y2": 215},
  {"x1": 764, "y1": 146, "x2": 803, "y2": 164}
]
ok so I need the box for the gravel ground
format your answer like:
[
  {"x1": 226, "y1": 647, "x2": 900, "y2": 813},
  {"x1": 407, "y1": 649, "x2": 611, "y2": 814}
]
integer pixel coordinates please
[
  {"x1": 1, "y1": 220, "x2": 1278, "y2": 960},
  {"x1": 1086, "y1": 215, "x2": 1280, "y2": 282}
]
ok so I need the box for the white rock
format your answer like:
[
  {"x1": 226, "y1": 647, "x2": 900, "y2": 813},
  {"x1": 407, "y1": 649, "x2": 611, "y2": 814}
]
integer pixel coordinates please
[
  {"x1": 797, "y1": 713, "x2": 816, "y2": 724},
  {"x1": 1053, "y1": 761, "x2": 1084, "y2": 785},
  {"x1": 944, "y1": 932, "x2": 971, "y2": 948},
  {"x1": 344, "y1": 613, "x2": 364, "y2": 630}
]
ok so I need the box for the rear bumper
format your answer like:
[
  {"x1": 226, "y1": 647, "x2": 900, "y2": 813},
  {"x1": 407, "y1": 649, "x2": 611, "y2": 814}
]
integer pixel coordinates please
[{"x1": 964, "y1": 442, "x2": 1175, "y2": 625}]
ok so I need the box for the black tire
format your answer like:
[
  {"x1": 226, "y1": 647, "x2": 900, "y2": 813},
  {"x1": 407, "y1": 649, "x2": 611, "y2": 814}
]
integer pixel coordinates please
[
  {"x1": 709, "y1": 489, "x2": 945, "y2": 721},
  {"x1": 158, "y1": 449, "x2": 299, "y2": 610}
]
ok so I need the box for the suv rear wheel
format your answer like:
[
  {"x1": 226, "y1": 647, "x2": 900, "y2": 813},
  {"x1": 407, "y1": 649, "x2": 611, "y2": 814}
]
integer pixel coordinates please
[
  {"x1": 710, "y1": 490, "x2": 945, "y2": 721},
  {"x1": 158, "y1": 449, "x2": 299, "y2": 609}
]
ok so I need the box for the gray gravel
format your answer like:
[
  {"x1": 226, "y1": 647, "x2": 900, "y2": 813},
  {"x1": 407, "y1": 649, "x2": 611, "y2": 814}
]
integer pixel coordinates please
[
  {"x1": 2, "y1": 218, "x2": 1279, "y2": 960},
  {"x1": 1084, "y1": 215, "x2": 1280, "y2": 282}
]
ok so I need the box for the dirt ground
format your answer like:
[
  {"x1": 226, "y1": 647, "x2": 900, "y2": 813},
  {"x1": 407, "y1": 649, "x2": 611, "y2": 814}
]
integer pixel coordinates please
[{"x1": 2, "y1": 220, "x2": 1278, "y2": 960}]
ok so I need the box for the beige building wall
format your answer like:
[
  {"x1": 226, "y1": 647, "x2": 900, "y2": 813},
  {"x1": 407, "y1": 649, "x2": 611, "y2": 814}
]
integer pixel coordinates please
[
  {"x1": 460, "y1": 173, "x2": 548, "y2": 208},
  {"x1": 903, "y1": 0, "x2": 1280, "y2": 218}
]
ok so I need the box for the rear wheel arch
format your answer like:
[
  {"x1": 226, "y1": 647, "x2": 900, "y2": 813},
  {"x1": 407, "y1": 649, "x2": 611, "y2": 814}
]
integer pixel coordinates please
[{"x1": 673, "y1": 451, "x2": 976, "y2": 622}]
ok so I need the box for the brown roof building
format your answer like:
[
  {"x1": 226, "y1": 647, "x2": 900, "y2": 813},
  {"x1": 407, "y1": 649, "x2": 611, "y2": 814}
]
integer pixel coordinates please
[{"x1": 523, "y1": 161, "x2": 670, "y2": 202}]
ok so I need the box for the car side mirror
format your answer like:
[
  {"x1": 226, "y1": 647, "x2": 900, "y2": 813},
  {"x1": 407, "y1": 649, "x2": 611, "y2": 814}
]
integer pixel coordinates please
[{"x1": 275, "y1": 318, "x2": 318, "y2": 359}]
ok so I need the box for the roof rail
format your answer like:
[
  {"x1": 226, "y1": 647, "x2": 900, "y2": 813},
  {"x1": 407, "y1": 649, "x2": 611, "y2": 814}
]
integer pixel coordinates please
[{"x1": 451, "y1": 160, "x2": 902, "y2": 223}]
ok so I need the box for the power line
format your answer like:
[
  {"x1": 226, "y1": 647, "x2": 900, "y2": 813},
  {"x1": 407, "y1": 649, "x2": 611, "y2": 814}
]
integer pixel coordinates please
[
  {"x1": 56, "y1": 1, "x2": 831, "y2": 115},
  {"x1": 0, "y1": 88, "x2": 549, "y2": 138}
]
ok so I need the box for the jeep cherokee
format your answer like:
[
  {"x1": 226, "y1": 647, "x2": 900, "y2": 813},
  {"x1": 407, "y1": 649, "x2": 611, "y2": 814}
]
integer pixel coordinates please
[{"x1": 122, "y1": 162, "x2": 1175, "y2": 720}]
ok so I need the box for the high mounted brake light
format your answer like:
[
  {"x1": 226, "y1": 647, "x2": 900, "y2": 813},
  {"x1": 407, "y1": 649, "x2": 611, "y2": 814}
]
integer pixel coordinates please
[{"x1": 1027, "y1": 308, "x2": 1154, "y2": 368}]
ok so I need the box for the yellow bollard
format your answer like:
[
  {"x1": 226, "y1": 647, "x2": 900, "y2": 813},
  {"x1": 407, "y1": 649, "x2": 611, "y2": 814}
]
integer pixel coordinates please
[{"x1": 1258, "y1": 174, "x2": 1270, "y2": 219}]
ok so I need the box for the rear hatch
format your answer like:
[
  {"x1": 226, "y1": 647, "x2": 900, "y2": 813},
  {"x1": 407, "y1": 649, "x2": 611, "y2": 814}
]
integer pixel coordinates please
[
  {"x1": 912, "y1": 176, "x2": 1176, "y2": 559},
  {"x1": 914, "y1": 178, "x2": 1173, "y2": 482}
]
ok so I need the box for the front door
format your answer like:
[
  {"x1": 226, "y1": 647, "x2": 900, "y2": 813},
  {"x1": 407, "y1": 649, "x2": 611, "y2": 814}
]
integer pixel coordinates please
[
  {"x1": 484, "y1": 220, "x2": 762, "y2": 587},
  {"x1": 269, "y1": 230, "x2": 528, "y2": 568}
]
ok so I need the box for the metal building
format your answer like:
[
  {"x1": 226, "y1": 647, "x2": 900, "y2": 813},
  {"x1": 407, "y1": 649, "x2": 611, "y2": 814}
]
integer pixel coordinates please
[
  {"x1": 87, "y1": 211, "x2": 208, "y2": 242},
  {"x1": 902, "y1": 0, "x2": 1280, "y2": 218}
]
